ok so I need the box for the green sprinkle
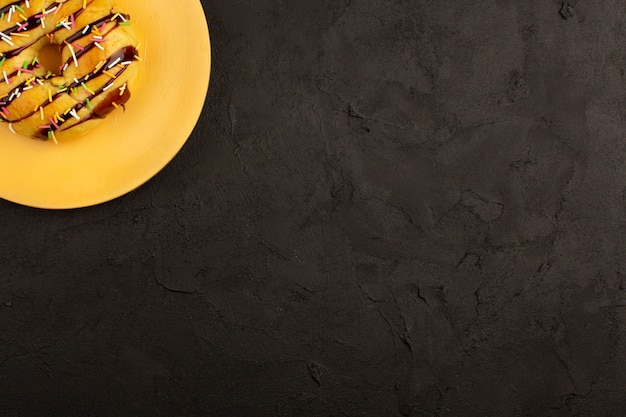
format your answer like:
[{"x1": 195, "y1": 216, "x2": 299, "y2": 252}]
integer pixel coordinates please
[
  {"x1": 0, "y1": 57, "x2": 6, "y2": 67},
  {"x1": 86, "y1": 98, "x2": 92, "y2": 110},
  {"x1": 31, "y1": 57, "x2": 38, "y2": 65},
  {"x1": 58, "y1": 85, "x2": 67, "y2": 91},
  {"x1": 22, "y1": 61, "x2": 28, "y2": 69},
  {"x1": 72, "y1": 87, "x2": 77, "y2": 94},
  {"x1": 1, "y1": 13, "x2": 5, "y2": 21},
  {"x1": 15, "y1": 5, "x2": 25, "y2": 13},
  {"x1": 119, "y1": 21, "x2": 132, "y2": 26},
  {"x1": 47, "y1": 131, "x2": 52, "y2": 139}
]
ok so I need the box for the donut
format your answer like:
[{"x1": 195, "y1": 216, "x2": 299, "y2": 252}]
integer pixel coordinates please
[{"x1": 0, "y1": 0, "x2": 140, "y2": 143}]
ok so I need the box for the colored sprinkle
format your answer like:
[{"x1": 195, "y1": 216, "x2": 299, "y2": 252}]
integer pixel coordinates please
[
  {"x1": 22, "y1": 61, "x2": 28, "y2": 69},
  {"x1": 48, "y1": 89, "x2": 52, "y2": 102},
  {"x1": 119, "y1": 21, "x2": 132, "y2": 26},
  {"x1": 8, "y1": 123, "x2": 15, "y2": 134},
  {"x1": 40, "y1": 106, "x2": 44, "y2": 119},
  {"x1": 49, "y1": 117, "x2": 59, "y2": 129},
  {"x1": 112, "y1": 102, "x2": 118, "y2": 109},
  {"x1": 15, "y1": 5, "x2": 24, "y2": 13},
  {"x1": 103, "y1": 70, "x2": 116, "y2": 78},
  {"x1": 81, "y1": 82, "x2": 95, "y2": 95},
  {"x1": 85, "y1": 97, "x2": 92, "y2": 110},
  {"x1": 67, "y1": 43, "x2": 78, "y2": 67},
  {"x1": 0, "y1": 57, "x2": 5, "y2": 67}
]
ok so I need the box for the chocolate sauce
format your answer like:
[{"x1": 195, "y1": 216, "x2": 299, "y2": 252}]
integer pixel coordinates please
[
  {"x1": 65, "y1": 12, "x2": 128, "y2": 45},
  {"x1": 0, "y1": 0, "x2": 24, "y2": 17},
  {"x1": 1, "y1": 2, "x2": 61, "y2": 37},
  {"x1": 1, "y1": 6, "x2": 87, "y2": 60}
]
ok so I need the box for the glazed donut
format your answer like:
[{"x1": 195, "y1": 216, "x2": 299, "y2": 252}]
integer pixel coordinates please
[{"x1": 0, "y1": 0, "x2": 140, "y2": 142}]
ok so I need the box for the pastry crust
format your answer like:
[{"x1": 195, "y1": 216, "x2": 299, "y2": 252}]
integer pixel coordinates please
[{"x1": 0, "y1": 0, "x2": 139, "y2": 141}]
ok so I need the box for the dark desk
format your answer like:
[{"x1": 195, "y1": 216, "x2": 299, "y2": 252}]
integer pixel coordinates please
[{"x1": 1, "y1": 1, "x2": 624, "y2": 415}]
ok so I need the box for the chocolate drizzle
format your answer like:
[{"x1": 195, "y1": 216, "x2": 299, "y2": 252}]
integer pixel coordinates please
[
  {"x1": 1, "y1": 2, "x2": 62, "y2": 37},
  {"x1": 0, "y1": 0, "x2": 24, "y2": 17},
  {"x1": 1, "y1": 6, "x2": 88, "y2": 60}
]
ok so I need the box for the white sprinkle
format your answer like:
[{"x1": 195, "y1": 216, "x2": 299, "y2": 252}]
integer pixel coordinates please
[
  {"x1": 15, "y1": 90, "x2": 20, "y2": 97},
  {"x1": 7, "y1": 6, "x2": 13, "y2": 22},
  {"x1": 70, "y1": 109, "x2": 80, "y2": 120},
  {"x1": 103, "y1": 82, "x2": 114, "y2": 91},
  {"x1": 25, "y1": 1, "x2": 30, "y2": 8},
  {"x1": 108, "y1": 58, "x2": 121, "y2": 69},
  {"x1": 40, "y1": 17, "x2": 45, "y2": 29},
  {"x1": 94, "y1": 42, "x2": 104, "y2": 51},
  {"x1": 119, "y1": 14, "x2": 127, "y2": 22},
  {"x1": 93, "y1": 35, "x2": 103, "y2": 40},
  {"x1": 62, "y1": 62, "x2": 68, "y2": 72},
  {"x1": 2, "y1": 37, "x2": 14, "y2": 46},
  {"x1": 0, "y1": 32, "x2": 12, "y2": 41},
  {"x1": 82, "y1": 25, "x2": 90, "y2": 34},
  {"x1": 8, "y1": 123, "x2": 15, "y2": 134},
  {"x1": 37, "y1": 79, "x2": 44, "y2": 86},
  {"x1": 3, "y1": 71, "x2": 8, "y2": 84},
  {"x1": 9, "y1": 91, "x2": 16, "y2": 101},
  {"x1": 23, "y1": 85, "x2": 33, "y2": 90},
  {"x1": 67, "y1": 43, "x2": 78, "y2": 68}
]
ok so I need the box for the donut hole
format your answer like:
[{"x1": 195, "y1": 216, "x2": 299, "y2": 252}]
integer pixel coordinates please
[{"x1": 38, "y1": 43, "x2": 63, "y2": 76}]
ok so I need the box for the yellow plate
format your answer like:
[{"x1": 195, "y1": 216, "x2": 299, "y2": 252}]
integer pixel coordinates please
[{"x1": 0, "y1": 0, "x2": 211, "y2": 209}]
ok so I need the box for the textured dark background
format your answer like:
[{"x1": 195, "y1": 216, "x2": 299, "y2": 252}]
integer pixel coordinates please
[{"x1": 1, "y1": 0, "x2": 626, "y2": 416}]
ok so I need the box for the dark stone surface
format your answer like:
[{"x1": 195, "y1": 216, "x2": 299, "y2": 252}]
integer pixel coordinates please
[{"x1": 1, "y1": 0, "x2": 625, "y2": 416}]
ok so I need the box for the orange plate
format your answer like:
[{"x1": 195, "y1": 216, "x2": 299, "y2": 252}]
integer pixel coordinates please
[{"x1": 0, "y1": 0, "x2": 211, "y2": 209}]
